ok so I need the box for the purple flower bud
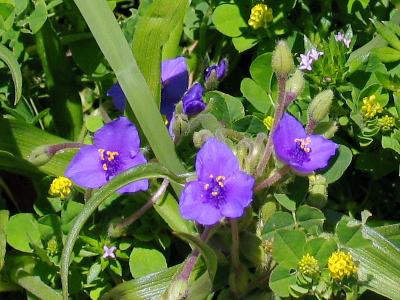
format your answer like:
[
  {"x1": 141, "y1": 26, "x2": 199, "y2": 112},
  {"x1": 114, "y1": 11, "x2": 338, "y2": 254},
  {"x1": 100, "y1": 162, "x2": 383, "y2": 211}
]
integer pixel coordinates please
[
  {"x1": 182, "y1": 83, "x2": 206, "y2": 116},
  {"x1": 204, "y1": 58, "x2": 228, "y2": 82}
]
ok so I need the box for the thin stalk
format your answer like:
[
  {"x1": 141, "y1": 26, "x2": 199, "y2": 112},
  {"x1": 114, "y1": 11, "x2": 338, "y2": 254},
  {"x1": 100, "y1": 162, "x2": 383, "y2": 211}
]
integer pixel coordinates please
[
  {"x1": 254, "y1": 165, "x2": 290, "y2": 192},
  {"x1": 115, "y1": 179, "x2": 170, "y2": 231},
  {"x1": 305, "y1": 118, "x2": 317, "y2": 135},
  {"x1": 47, "y1": 142, "x2": 84, "y2": 156},
  {"x1": 230, "y1": 219, "x2": 240, "y2": 270},
  {"x1": 255, "y1": 75, "x2": 288, "y2": 178}
]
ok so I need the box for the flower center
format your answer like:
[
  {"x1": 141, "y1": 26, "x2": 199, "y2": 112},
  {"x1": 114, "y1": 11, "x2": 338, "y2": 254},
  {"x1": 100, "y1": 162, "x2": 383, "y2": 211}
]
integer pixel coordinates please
[
  {"x1": 289, "y1": 137, "x2": 312, "y2": 165},
  {"x1": 203, "y1": 175, "x2": 226, "y2": 206},
  {"x1": 98, "y1": 148, "x2": 121, "y2": 180}
]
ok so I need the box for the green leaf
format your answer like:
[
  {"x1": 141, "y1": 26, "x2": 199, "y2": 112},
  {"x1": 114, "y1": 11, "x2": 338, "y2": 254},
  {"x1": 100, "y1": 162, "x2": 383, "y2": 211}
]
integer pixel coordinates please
[
  {"x1": 272, "y1": 230, "x2": 306, "y2": 269},
  {"x1": 240, "y1": 78, "x2": 272, "y2": 114},
  {"x1": 85, "y1": 115, "x2": 104, "y2": 133},
  {"x1": 372, "y1": 47, "x2": 400, "y2": 63},
  {"x1": 27, "y1": 0, "x2": 47, "y2": 34},
  {"x1": 87, "y1": 262, "x2": 102, "y2": 284},
  {"x1": 321, "y1": 145, "x2": 352, "y2": 184},
  {"x1": 233, "y1": 116, "x2": 267, "y2": 134},
  {"x1": 60, "y1": 163, "x2": 187, "y2": 300},
  {"x1": 174, "y1": 231, "x2": 218, "y2": 282},
  {"x1": 232, "y1": 35, "x2": 258, "y2": 52},
  {"x1": 306, "y1": 237, "x2": 337, "y2": 266},
  {"x1": 263, "y1": 211, "x2": 294, "y2": 239},
  {"x1": 346, "y1": 222, "x2": 400, "y2": 300},
  {"x1": 212, "y1": 4, "x2": 247, "y2": 37},
  {"x1": 274, "y1": 194, "x2": 296, "y2": 211},
  {"x1": 296, "y1": 205, "x2": 325, "y2": 230},
  {"x1": 5, "y1": 213, "x2": 42, "y2": 253},
  {"x1": 61, "y1": 200, "x2": 84, "y2": 234},
  {"x1": 269, "y1": 265, "x2": 296, "y2": 298},
  {"x1": 129, "y1": 247, "x2": 167, "y2": 278},
  {"x1": 0, "y1": 210, "x2": 9, "y2": 271},
  {"x1": 0, "y1": 44, "x2": 22, "y2": 105},
  {"x1": 336, "y1": 218, "x2": 372, "y2": 248},
  {"x1": 72, "y1": 0, "x2": 187, "y2": 186},
  {"x1": 131, "y1": 0, "x2": 189, "y2": 103},
  {"x1": 382, "y1": 134, "x2": 400, "y2": 155},
  {"x1": 249, "y1": 53, "x2": 273, "y2": 93},
  {"x1": 372, "y1": 18, "x2": 400, "y2": 51},
  {"x1": 102, "y1": 264, "x2": 182, "y2": 300},
  {"x1": 206, "y1": 91, "x2": 245, "y2": 127}
]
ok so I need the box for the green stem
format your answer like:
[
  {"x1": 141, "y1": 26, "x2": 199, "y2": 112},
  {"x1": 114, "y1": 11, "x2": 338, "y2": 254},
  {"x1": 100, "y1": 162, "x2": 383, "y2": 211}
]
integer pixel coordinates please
[
  {"x1": 254, "y1": 165, "x2": 290, "y2": 192},
  {"x1": 231, "y1": 219, "x2": 240, "y2": 270}
]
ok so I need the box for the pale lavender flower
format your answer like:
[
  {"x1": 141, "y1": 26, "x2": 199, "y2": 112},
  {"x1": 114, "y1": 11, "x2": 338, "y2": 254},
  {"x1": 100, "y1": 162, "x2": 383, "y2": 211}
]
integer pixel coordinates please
[
  {"x1": 299, "y1": 53, "x2": 313, "y2": 71},
  {"x1": 343, "y1": 38, "x2": 351, "y2": 48},
  {"x1": 308, "y1": 48, "x2": 324, "y2": 61},
  {"x1": 335, "y1": 32, "x2": 344, "y2": 42},
  {"x1": 103, "y1": 245, "x2": 117, "y2": 259}
]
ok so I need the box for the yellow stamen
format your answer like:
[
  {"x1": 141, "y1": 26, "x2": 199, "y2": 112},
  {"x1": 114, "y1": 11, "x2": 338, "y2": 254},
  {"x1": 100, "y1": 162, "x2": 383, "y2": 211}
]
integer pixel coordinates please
[
  {"x1": 211, "y1": 191, "x2": 219, "y2": 196},
  {"x1": 294, "y1": 137, "x2": 312, "y2": 153},
  {"x1": 204, "y1": 183, "x2": 210, "y2": 190},
  {"x1": 102, "y1": 163, "x2": 108, "y2": 171}
]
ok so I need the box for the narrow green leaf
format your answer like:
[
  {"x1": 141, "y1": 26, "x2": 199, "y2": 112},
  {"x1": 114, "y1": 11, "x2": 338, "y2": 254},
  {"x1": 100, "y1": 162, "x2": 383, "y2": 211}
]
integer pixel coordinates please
[
  {"x1": 27, "y1": 0, "x2": 47, "y2": 33},
  {"x1": 0, "y1": 210, "x2": 9, "y2": 271},
  {"x1": 60, "y1": 163, "x2": 185, "y2": 300},
  {"x1": 0, "y1": 44, "x2": 22, "y2": 105},
  {"x1": 15, "y1": 274, "x2": 62, "y2": 300}
]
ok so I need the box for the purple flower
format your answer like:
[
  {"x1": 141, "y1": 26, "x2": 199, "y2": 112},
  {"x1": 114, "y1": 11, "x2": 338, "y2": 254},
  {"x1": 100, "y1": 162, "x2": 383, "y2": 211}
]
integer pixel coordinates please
[
  {"x1": 179, "y1": 138, "x2": 255, "y2": 225},
  {"x1": 204, "y1": 58, "x2": 228, "y2": 82},
  {"x1": 182, "y1": 82, "x2": 206, "y2": 116},
  {"x1": 107, "y1": 57, "x2": 188, "y2": 122},
  {"x1": 273, "y1": 113, "x2": 339, "y2": 174},
  {"x1": 102, "y1": 245, "x2": 117, "y2": 259},
  {"x1": 308, "y1": 48, "x2": 324, "y2": 61},
  {"x1": 299, "y1": 53, "x2": 313, "y2": 71},
  {"x1": 65, "y1": 117, "x2": 148, "y2": 193},
  {"x1": 335, "y1": 32, "x2": 351, "y2": 48}
]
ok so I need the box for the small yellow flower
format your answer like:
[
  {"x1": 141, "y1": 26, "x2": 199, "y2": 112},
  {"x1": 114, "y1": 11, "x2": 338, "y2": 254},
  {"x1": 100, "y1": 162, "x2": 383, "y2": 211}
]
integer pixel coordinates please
[
  {"x1": 248, "y1": 4, "x2": 273, "y2": 30},
  {"x1": 49, "y1": 176, "x2": 72, "y2": 199},
  {"x1": 298, "y1": 253, "x2": 320, "y2": 276},
  {"x1": 263, "y1": 116, "x2": 274, "y2": 130},
  {"x1": 328, "y1": 250, "x2": 357, "y2": 280},
  {"x1": 378, "y1": 115, "x2": 396, "y2": 131},
  {"x1": 361, "y1": 95, "x2": 383, "y2": 119},
  {"x1": 46, "y1": 239, "x2": 59, "y2": 256}
]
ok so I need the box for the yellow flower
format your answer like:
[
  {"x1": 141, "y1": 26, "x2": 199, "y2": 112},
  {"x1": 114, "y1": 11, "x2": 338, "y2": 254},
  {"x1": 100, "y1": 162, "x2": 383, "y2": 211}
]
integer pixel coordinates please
[
  {"x1": 328, "y1": 250, "x2": 357, "y2": 280},
  {"x1": 49, "y1": 176, "x2": 72, "y2": 199},
  {"x1": 248, "y1": 4, "x2": 273, "y2": 30},
  {"x1": 361, "y1": 95, "x2": 383, "y2": 119},
  {"x1": 378, "y1": 115, "x2": 396, "y2": 131},
  {"x1": 298, "y1": 253, "x2": 320, "y2": 276},
  {"x1": 263, "y1": 116, "x2": 274, "y2": 130}
]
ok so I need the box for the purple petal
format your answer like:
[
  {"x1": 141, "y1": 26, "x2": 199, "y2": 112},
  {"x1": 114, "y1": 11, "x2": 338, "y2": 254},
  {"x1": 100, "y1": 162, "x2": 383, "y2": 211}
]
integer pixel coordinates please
[
  {"x1": 179, "y1": 181, "x2": 223, "y2": 225},
  {"x1": 273, "y1": 113, "x2": 306, "y2": 164},
  {"x1": 107, "y1": 83, "x2": 126, "y2": 111},
  {"x1": 182, "y1": 83, "x2": 206, "y2": 115},
  {"x1": 117, "y1": 152, "x2": 149, "y2": 193},
  {"x1": 292, "y1": 135, "x2": 339, "y2": 174},
  {"x1": 195, "y1": 138, "x2": 239, "y2": 181},
  {"x1": 221, "y1": 172, "x2": 254, "y2": 218},
  {"x1": 161, "y1": 57, "x2": 189, "y2": 121},
  {"x1": 65, "y1": 145, "x2": 106, "y2": 188},
  {"x1": 94, "y1": 117, "x2": 140, "y2": 156}
]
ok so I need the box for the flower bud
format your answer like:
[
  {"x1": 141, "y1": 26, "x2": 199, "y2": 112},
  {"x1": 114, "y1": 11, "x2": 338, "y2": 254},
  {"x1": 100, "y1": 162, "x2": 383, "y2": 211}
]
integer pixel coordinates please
[
  {"x1": 272, "y1": 41, "x2": 294, "y2": 76},
  {"x1": 169, "y1": 113, "x2": 189, "y2": 141},
  {"x1": 162, "y1": 279, "x2": 188, "y2": 300},
  {"x1": 182, "y1": 83, "x2": 206, "y2": 116},
  {"x1": 28, "y1": 145, "x2": 52, "y2": 166},
  {"x1": 285, "y1": 70, "x2": 305, "y2": 104},
  {"x1": 193, "y1": 129, "x2": 214, "y2": 148},
  {"x1": 204, "y1": 59, "x2": 228, "y2": 91},
  {"x1": 308, "y1": 89, "x2": 334, "y2": 123},
  {"x1": 307, "y1": 174, "x2": 328, "y2": 208}
]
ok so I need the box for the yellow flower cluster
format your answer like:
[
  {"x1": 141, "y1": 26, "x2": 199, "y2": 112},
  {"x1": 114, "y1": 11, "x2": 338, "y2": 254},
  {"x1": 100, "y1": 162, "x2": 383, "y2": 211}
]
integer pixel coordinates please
[
  {"x1": 46, "y1": 239, "x2": 59, "y2": 256},
  {"x1": 328, "y1": 250, "x2": 357, "y2": 280},
  {"x1": 361, "y1": 95, "x2": 383, "y2": 119},
  {"x1": 298, "y1": 253, "x2": 320, "y2": 276},
  {"x1": 48, "y1": 176, "x2": 72, "y2": 199},
  {"x1": 378, "y1": 115, "x2": 396, "y2": 131},
  {"x1": 263, "y1": 116, "x2": 274, "y2": 130},
  {"x1": 248, "y1": 4, "x2": 273, "y2": 30}
]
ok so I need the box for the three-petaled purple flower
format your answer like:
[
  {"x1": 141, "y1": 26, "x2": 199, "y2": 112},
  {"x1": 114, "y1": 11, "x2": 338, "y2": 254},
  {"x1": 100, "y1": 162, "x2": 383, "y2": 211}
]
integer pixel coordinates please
[
  {"x1": 65, "y1": 117, "x2": 148, "y2": 193},
  {"x1": 107, "y1": 57, "x2": 189, "y2": 122},
  {"x1": 179, "y1": 138, "x2": 255, "y2": 225},
  {"x1": 102, "y1": 245, "x2": 117, "y2": 259},
  {"x1": 273, "y1": 113, "x2": 338, "y2": 174},
  {"x1": 182, "y1": 82, "x2": 206, "y2": 116}
]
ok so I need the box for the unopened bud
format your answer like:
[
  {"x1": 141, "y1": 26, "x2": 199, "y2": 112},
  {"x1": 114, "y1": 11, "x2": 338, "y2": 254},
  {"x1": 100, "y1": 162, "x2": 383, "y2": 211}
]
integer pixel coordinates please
[
  {"x1": 307, "y1": 174, "x2": 328, "y2": 208},
  {"x1": 160, "y1": 279, "x2": 188, "y2": 300},
  {"x1": 107, "y1": 218, "x2": 126, "y2": 238},
  {"x1": 193, "y1": 129, "x2": 214, "y2": 148},
  {"x1": 308, "y1": 89, "x2": 334, "y2": 122},
  {"x1": 29, "y1": 145, "x2": 52, "y2": 166},
  {"x1": 204, "y1": 59, "x2": 228, "y2": 91},
  {"x1": 182, "y1": 83, "x2": 206, "y2": 116},
  {"x1": 169, "y1": 113, "x2": 189, "y2": 142},
  {"x1": 272, "y1": 41, "x2": 294, "y2": 76},
  {"x1": 285, "y1": 70, "x2": 305, "y2": 104}
]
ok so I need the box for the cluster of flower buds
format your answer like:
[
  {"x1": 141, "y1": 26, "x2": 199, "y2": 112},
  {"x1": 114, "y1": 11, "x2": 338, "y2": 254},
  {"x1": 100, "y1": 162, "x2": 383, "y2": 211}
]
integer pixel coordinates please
[{"x1": 335, "y1": 32, "x2": 351, "y2": 48}]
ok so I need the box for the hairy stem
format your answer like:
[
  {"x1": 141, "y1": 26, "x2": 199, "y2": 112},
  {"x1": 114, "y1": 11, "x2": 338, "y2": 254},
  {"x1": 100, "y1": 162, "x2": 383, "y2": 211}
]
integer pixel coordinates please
[
  {"x1": 231, "y1": 219, "x2": 240, "y2": 269},
  {"x1": 48, "y1": 142, "x2": 84, "y2": 156},
  {"x1": 255, "y1": 74, "x2": 288, "y2": 178},
  {"x1": 254, "y1": 165, "x2": 290, "y2": 192}
]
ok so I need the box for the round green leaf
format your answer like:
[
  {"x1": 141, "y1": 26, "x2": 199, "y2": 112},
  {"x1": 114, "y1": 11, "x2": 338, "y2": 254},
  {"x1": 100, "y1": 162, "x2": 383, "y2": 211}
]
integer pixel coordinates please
[
  {"x1": 296, "y1": 205, "x2": 325, "y2": 230},
  {"x1": 249, "y1": 53, "x2": 273, "y2": 93},
  {"x1": 263, "y1": 211, "x2": 294, "y2": 239},
  {"x1": 212, "y1": 4, "x2": 247, "y2": 37},
  {"x1": 306, "y1": 237, "x2": 337, "y2": 266},
  {"x1": 129, "y1": 247, "x2": 167, "y2": 278},
  {"x1": 321, "y1": 145, "x2": 352, "y2": 184},
  {"x1": 240, "y1": 78, "x2": 272, "y2": 114},
  {"x1": 269, "y1": 265, "x2": 296, "y2": 298},
  {"x1": 272, "y1": 230, "x2": 306, "y2": 269},
  {"x1": 5, "y1": 213, "x2": 42, "y2": 253}
]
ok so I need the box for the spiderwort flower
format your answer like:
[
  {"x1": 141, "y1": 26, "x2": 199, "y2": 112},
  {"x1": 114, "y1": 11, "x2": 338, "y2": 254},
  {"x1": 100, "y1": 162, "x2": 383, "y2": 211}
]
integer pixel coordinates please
[
  {"x1": 182, "y1": 82, "x2": 206, "y2": 116},
  {"x1": 273, "y1": 113, "x2": 339, "y2": 174},
  {"x1": 107, "y1": 57, "x2": 188, "y2": 122},
  {"x1": 102, "y1": 245, "x2": 117, "y2": 259},
  {"x1": 179, "y1": 138, "x2": 255, "y2": 225},
  {"x1": 65, "y1": 117, "x2": 148, "y2": 193}
]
